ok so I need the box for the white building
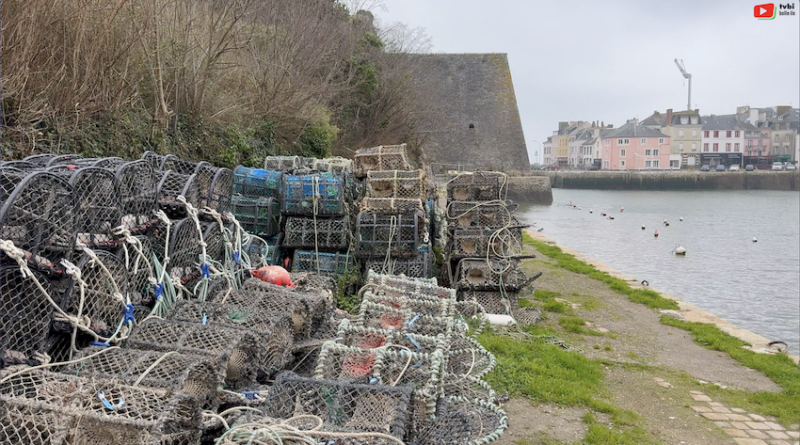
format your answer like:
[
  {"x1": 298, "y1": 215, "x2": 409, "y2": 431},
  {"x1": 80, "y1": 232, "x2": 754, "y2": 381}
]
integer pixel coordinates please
[{"x1": 700, "y1": 115, "x2": 748, "y2": 167}]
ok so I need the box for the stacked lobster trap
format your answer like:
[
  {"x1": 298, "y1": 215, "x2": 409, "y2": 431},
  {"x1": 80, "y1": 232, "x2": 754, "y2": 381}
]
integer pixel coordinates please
[
  {"x1": 354, "y1": 144, "x2": 440, "y2": 279},
  {"x1": 444, "y1": 172, "x2": 540, "y2": 317}
]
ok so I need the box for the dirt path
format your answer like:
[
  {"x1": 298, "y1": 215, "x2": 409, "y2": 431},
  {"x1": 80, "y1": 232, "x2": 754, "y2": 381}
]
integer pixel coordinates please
[{"x1": 494, "y1": 233, "x2": 798, "y2": 445}]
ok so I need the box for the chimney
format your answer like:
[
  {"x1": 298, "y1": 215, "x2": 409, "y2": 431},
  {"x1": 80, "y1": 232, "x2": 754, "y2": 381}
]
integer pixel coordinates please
[
  {"x1": 666, "y1": 109, "x2": 673, "y2": 126},
  {"x1": 695, "y1": 109, "x2": 699, "y2": 114}
]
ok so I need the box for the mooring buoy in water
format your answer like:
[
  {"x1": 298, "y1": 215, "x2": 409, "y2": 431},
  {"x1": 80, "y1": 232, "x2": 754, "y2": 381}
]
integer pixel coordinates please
[
  {"x1": 674, "y1": 246, "x2": 686, "y2": 255},
  {"x1": 620, "y1": 207, "x2": 624, "y2": 212},
  {"x1": 752, "y1": 236, "x2": 757, "y2": 243},
  {"x1": 679, "y1": 217, "x2": 684, "y2": 221},
  {"x1": 654, "y1": 230, "x2": 659, "y2": 238},
  {"x1": 641, "y1": 224, "x2": 645, "y2": 230}
]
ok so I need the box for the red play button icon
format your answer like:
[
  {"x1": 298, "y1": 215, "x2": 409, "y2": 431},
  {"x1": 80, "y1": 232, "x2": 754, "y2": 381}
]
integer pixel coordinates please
[{"x1": 754, "y1": 3, "x2": 775, "y2": 18}]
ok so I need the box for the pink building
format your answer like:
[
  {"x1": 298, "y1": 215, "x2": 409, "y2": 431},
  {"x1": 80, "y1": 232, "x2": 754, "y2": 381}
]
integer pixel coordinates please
[
  {"x1": 743, "y1": 124, "x2": 770, "y2": 157},
  {"x1": 601, "y1": 119, "x2": 671, "y2": 170}
]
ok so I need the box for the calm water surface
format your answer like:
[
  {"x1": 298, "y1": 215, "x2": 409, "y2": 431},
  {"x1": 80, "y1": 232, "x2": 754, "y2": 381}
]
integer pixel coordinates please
[{"x1": 518, "y1": 189, "x2": 800, "y2": 354}]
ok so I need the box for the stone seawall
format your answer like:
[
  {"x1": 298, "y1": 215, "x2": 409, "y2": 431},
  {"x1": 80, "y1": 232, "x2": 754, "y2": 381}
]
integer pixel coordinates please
[
  {"x1": 531, "y1": 171, "x2": 800, "y2": 191},
  {"x1": 505, "y1": 176, "x2": 553, "y2": 204}
]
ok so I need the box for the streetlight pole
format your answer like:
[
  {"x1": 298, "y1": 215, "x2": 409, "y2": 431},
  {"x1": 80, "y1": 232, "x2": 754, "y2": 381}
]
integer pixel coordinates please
[{"x1": 531, "y1": 139, "x2": 543, "y2": 165}]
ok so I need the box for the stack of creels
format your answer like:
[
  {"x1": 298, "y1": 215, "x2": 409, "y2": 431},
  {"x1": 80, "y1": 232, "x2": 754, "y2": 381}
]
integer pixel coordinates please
[
  {"x1": 0, "y1": 368, "x2": 202, "y2": 444},
  {"x1": 231, "y1": 166, "x2": 282, "y2": 240},
  {"x1": 166, "y1": 218, "x2": 227, "y2": 291},
  {"x1": 453, "y1": 257, "x2": 541, "y2": 316},
  {"x1": 352, "y1": 144, "x2": 413, "y2": 179}
]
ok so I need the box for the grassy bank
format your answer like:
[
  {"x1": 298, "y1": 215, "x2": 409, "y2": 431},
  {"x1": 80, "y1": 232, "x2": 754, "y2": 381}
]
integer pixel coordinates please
[{"x1": 519, "y1": 233, "x2": 800, "y2": 427}]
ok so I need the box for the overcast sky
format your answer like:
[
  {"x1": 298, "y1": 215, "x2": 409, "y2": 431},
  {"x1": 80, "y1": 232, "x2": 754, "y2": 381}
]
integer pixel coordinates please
[{"x1": 373, "y1": 0, "x2": 800, "y2": 163}]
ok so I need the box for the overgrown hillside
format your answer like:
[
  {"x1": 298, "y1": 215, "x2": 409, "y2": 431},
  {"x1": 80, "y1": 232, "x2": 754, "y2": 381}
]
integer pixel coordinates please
[{"x1": 0, "y1": 0, "x2": 428, "y2": 167}]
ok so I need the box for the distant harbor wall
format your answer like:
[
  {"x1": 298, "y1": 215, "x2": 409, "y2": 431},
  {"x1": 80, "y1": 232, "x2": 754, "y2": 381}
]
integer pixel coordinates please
[
  {"x1": 531, "y1": 171, "x2": 800, "y2": 191},
  {"x1": 505, "y1": 176, "x2": 553, "y2": 204}
]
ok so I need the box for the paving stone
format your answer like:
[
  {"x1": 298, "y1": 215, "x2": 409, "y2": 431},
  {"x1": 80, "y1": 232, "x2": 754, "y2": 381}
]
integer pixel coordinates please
[
  {"x1": 657, "y1": 381, "x2": 672, "y2": 388},
  {"x1": 747, "y1": 430, "x2": 769, "y2": 439},
  {"x1": 768, "y1": 441, "x2": 791, "y2": 445},
  {"x1": 725, "y1": 429, "x2": 749, "y2": 437},
  {"x1": 731, "y1": 408, "x2": 747, "y2": 413},
  {"x1": 653, "y1": 377, "x2": 664, "y2": 382},
  {"x1": 790, "y1": 424, "x2": 799, "y2": 430},
  {"x1": 702, "y1": 412, "x2": 731, "y2": 421},
  {"x1": 596, "y1": 327, "x2": 609, "y2": 333},
  {"x1": 728, "y1": 414, "x2": 754, "y2": 421},
  {"x1": 712, "y1": 406, "x2": 733, "y2": 413},
  {"x1": 768, "y1": 432, "x2": 791, "y2": 440},
  {"x1": 750, "y1": 414, "x2": 767, "y2": 421},
  {"x1": 709, "y1": 402, "x2": 725, "y2": 407},
  {"x1": 732, "y1": 422, "x2": 751, "y2": 429},
  {"x1": 714, "y1": 421, "x2": 733, "y2": 428},
  {"x1": 692, "y1": 394, "x2": 713, "y2": 402},
  {"x1": 747, "y1": 422, "x2": 770, "y2": 430},
  {"x1": 733, "y1": 438, "x2": 769, "y2": 445},
  {"x1": 786, "y1": 432, "x2": 799, "y2": 439},
  {"x1": 764, "y1": 422, "x2": 785, "y2": 431},
  {"x1": 692, "y1": 405, "x2": 712, "y2": 412},
  {"x1": 690, "y1": 390, "x2": 704, "y2": 395}
]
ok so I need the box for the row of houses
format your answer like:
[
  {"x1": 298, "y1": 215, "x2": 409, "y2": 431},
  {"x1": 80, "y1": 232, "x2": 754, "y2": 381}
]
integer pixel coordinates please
[{"x1": 542, "y1": 105, "x2": 799, "y2": 170}]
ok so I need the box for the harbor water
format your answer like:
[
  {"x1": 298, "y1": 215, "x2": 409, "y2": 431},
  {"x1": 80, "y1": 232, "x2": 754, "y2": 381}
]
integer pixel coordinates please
[{"x1": 517, "y1": 189, "x2": 800, "y2": 354}]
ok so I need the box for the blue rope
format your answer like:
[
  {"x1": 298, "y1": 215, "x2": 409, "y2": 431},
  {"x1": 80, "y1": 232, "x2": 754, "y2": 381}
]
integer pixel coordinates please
[
  {"x1": 97, "y1": 392, "x2": 125, "y2": 410},
  {"x1": 153, "y1": 283, "x2": 164, "y2": 300},
  {"x1": 200, "y1": 263, "x2": 210, "y2": 278},
  {"x1": 407, "y1": 314, "x2": 421, "y2": 332},
  {"x1": 233, "y1": 250, "x2": 241, "y2": 265}
]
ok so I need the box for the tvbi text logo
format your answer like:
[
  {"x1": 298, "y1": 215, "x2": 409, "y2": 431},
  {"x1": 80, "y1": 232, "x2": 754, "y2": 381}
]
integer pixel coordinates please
[{"x1": 754, "y1": 3, "x2": 795, "y2": 19}]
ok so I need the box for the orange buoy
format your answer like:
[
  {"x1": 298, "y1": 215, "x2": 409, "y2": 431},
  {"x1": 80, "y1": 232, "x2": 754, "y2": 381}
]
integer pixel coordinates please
[
  {"x1": 620, "y1": 207, "x2": 624, "y2": 212},
  {"x1": 251, "y1": 265, "x2": 295, "y2": 288}
]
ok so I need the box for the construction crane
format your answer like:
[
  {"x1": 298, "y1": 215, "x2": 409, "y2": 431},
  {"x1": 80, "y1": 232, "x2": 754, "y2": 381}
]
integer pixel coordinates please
[{"x1": 674, "y1": 59, "x2": 691, "y2": 111}]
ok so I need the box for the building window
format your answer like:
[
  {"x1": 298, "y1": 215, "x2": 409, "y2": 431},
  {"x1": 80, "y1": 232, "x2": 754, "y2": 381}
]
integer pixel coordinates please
[
  {"x1": 641, "y1": 138, "x2": 647, "y2": 145},
  {"x1": 658, "y1": 138, "x2": 665, "y2": 144},
  {"x1": 604, "y1": 160, "x2": 609, "y2": 168},
  {"x1": 704, "y1": 131, "x2": 710, "y2": 138},
  {"x1": 653, "y1": 149, "x2": 659, "y2": 156},
  {"x1": 735, "y1": 131, "x2": 740, "y2": 137},
  {"x1": 704, "y1": 143, "x2": 709, "y2": 152},
  {"x1": 713, "y1": 143, "x2": 719, "y2": 152},
  {"x1": 678, "y1": 142, "x2": 684, "y2": 151},
  {"x1": 670, "y1": 160, "x2": 680, "y2": 168},
  {"x1": 653, "y1": 160, "x2": 659, "y2": 167},
  {"x1": 786, "y1": 134, "x2": 791, "y2": 142},
  {"x1": 692, "y1": 142, "x2": 697, "y2": 151},
  {"x1": 620, "y1": 149, "x2": 626, "y2": 156},
  {"x1": 726, "y1": 131, "x2": 732, "y2": 138},
  {"x1": 758, "y1": 139, "x2": 763, "y2": 146},
  {"x1": 618, "y1": 138, "x2": 629, "y2": 145},
  {"x1": 692, "y1": 130, "x2": 697, "y2": 137},
  {"x1": 748, "y1": 140, "x2": 753, "y2": 147},
  {"x1": 726, "y1": 143, "x2": 731, "y2": 152},
  {"x1": 645, "y1": 149, "x2": 651, "y2": 156},
  {"x1": 620, "y1": 160, "x2": 626, "y2": 168},
  {"x1": 679, "y1": 130, "x2": 685, "y2": 137},
  {"x1": 714, "y1": 131, "x2": 719, "y2": 138},
  {"x1": 604, "y1": 139, "x2": 610, "y2": 146},
  {"x1": 758, "y1": 150, "x2": 762, "y2": 156},
  {"x1": 775, "y1": 135, "x2": 781, "y2": 142},
  {"x1": 734, "y1": 143, "x2": 740, "y2": 152},
  {"x1": 645, "y1": 160, "x2": 651, "y2": 167}
]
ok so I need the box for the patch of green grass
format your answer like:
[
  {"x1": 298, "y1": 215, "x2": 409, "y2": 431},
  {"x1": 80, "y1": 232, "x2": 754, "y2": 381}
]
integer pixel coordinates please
[
  {"x1": 660, "y1": 316, "x2": 800, "y2": 426},
  {"x1": 533, "y1": 289, "x2": 574, "y2": 315},
  {"x1": 583, "y1": 424, "x2": 657, "y2": 445},
  {"x1": 558, "y1": 316, "x2": 605, "y2": 336},
  {"x1": 626, "y1": 351, "x2": 640, "y2": 361},
  {"x1": 525, "y1": 237, "x2": 678, "y2": 311}
]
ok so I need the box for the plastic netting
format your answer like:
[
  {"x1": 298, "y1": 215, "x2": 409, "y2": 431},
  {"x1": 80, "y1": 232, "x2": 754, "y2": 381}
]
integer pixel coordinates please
[
  {"x1": 115, "y1": 160, "x2": 158, "y2": 234},
  {"x1": 167, "y1": 300, "x2": 294, "y2": 378},
  {"x1": 291, "y1": 250, "x2": 354, "y2": 277},
  {"x1": 167, "y1": 219, "x2": 224, "y2": 291},
  {"x1": 232, "y1": 166, "x2": 283, "y2": 200},
  {"x1": 56, "y1": 249, "x2": 128, "y2": 339},
  {"x1": 334, "y1": 319, "x2": 446, "y2": 354},
  {"x1": 198, "y1": 164, "x2": 233, "y2": 213},
  {"x1": 353, "y1": 144, "x2": 413, "y2": 178},
  {"x1": 70, "y1": 167, "x2": 122, "y2": 249},
  {"x1": 126, "y1": 317, "x2": 261, "y2": 387},
  {"x1": 366, "y1": 170, "x2": 427, "y2": 200},
  {"x1": 449, "y1": 227, "x2": 522, "y2": 259},
  {"x1": 364, "y1": 250, "x2": 432, "y2": 279},
  {"x1": 355, "y1": 211, "x2": 425, "y2": 258},
  {"x1": 0, "y1": 368, "x2": 202, "y2": 444},
  {"x1": 283, "y1": 216, "x2": 350, "y2": 249},
  {"x1": 454, "y1": 258, "x2": 531, "y2": 291},
  {"x1": 439, "y1": 396, "x2": 508, "y2": 445},
  {"x1": 355, "y1": 301, "x2": 462, "y2": 337},
  {"x1": 456, "y1": 289, "x2": 517, "y2": 315},
  {"x1": 446, "y1": 172, "x2": 505, "y2": 202},
  {"x1": 141, "y1": 151, "x2": 166, "y2": 170},
  {"x1": 282, "y1": 175, "x2": 346, "y2": 216},
  {"x1": 441, "y1": 375, "x2": 497, "y2": 403},
  {"x1": 444, "y1": 336, "x2": 496, "y2": 379},
  {"x1": 0, "y1": 265, "x2": 55, "y2": 364},
  {"x1": 245, "y1": 233, "x2": 280, "y2": 266},
  {"x1": 0, "y1": 171, "x2": 76, "y2": 256},
  {"x1": 264, "y1": 155, "x2": 301, "y2": 172},
  {"x1": 512, "y1": 307, "x2": 543, "y2": 326},
  {"x1": 161, "y1": 154, "x2": 198, "y2": 175},
  {"x1": 446, "y1": 201, "x2": 513, "y2": 230},
  {"x1": 22, "y1": 153, "x2": 56, "y2": 166},
  {"x1": 359, "y1": 197, "x2": 425, "y2": 215},
  {"x1": 0, "y1": 160, "x2": 38, "y2": 171},
  {"x1": 231, "y1": 195, "x2": 281, "y2": 237},
  {"x1": 61, "y1": 346, "x2": 222, "y2": 409},
  {"x1": 362, "y1": 290, "x2": 452, "y2": 317},
  {"x1": 365, "y1": 270, "x2": 455, "y2": 300},
  {"x1": 45, "y1": 154, "x2": 84, "y2": 167},
  {"x1": 157, "y1": 171, "x2": 200, "y2": 219}
]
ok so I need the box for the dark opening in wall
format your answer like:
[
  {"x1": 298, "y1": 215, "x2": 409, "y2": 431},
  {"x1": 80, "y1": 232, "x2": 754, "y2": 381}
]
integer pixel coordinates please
[{"x1": 468, "y1": 124, "x2": 475, "y2": 129}]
